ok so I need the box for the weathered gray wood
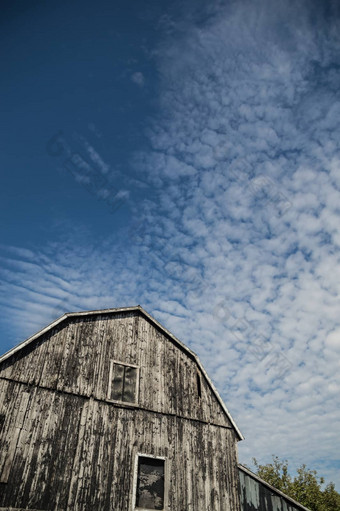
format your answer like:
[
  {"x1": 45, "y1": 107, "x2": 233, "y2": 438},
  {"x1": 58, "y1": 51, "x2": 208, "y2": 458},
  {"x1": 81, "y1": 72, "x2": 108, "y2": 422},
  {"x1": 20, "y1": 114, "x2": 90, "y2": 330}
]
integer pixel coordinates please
[
  {"x1": 0, "y1": 310, "x2": 241, "y2": 510},
  {"x1": 0, "y1": 313, "x2": 232, "y2": 428},
  {"x1": 0, "y1": 508, "x2": 48, "y2": 510}
]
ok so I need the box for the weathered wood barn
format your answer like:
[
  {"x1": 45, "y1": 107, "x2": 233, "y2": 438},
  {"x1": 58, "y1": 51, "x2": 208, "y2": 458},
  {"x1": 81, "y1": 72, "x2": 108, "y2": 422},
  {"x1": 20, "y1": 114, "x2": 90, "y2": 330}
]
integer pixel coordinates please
[{"x1": 0, "y1": 306, "x2": 310, "y2": 511}]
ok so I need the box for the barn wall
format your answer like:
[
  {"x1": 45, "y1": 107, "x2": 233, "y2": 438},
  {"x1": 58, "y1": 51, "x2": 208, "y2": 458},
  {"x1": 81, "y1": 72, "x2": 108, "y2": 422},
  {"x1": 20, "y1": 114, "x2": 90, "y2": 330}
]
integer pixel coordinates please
[
  {"x1": 239, "y1": 467, "x2": 308, "y2": 511},
  {"x1": 0, "y1": 379, "x2": 240, "y2": 511},
  {"x1": 0, "y1": 312, "x2": 231, "y2": 427}
]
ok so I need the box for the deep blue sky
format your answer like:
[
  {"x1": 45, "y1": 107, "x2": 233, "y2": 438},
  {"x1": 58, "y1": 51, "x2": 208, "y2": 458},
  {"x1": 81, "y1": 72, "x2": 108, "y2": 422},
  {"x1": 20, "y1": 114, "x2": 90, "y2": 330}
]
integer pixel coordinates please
[
  {"x1": 1, "y1": 0, "x2": 340, "y2": 490},
  {"x1": 1, "y1": 0, "x2": 170, "y2": 245}
]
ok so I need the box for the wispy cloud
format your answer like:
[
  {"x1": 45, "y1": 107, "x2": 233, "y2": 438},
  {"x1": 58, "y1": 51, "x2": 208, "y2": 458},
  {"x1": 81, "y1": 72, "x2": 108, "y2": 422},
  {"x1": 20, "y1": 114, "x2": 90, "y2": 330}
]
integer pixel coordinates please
[
  {"x1": 46, "y1": 129, "x2": 129, "y2": 213},
  {"x1": 131, "y1": 71, "x2": 145, "y2": 87}
]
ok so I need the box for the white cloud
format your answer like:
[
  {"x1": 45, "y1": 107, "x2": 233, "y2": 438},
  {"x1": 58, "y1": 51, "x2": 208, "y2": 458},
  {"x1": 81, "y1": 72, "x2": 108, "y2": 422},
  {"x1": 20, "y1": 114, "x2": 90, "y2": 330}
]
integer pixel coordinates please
[{"x1": 325, "y1": 329, "x2": 340, "y2": 351}]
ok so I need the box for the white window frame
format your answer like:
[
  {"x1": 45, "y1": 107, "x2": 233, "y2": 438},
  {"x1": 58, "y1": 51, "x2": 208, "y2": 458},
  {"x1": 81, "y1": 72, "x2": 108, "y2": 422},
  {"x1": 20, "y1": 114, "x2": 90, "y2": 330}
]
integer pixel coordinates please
[
  {"x1": 107, "y1": 359, "x2": 140, "y2": 405},
  {"x1": 131, "y1": 453, "x2": 168, "y2": 511}
]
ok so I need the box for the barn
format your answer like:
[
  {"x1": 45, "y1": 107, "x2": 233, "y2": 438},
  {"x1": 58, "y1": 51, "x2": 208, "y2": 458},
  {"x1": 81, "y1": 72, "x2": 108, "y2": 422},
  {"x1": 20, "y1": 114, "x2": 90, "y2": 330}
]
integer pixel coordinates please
[{"x1": 0, "y1": 306, "x2": 310, "y2": 511}]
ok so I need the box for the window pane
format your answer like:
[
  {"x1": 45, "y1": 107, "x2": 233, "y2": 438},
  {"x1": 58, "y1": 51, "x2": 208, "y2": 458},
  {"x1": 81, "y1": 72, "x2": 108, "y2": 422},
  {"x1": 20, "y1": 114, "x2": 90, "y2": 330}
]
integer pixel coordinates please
[
  {"x1": 123, "y1": 366, "x2": 137, "y2": 403},
  {"x1": 196, "y1": 372, "x2": 202, "y2": 398},
  {"x1": 111, "y1": 363, "x2": 125, "y2": 400},
  {"x1": 136, "y1": 457, "x2": 164, "y2": 510}
]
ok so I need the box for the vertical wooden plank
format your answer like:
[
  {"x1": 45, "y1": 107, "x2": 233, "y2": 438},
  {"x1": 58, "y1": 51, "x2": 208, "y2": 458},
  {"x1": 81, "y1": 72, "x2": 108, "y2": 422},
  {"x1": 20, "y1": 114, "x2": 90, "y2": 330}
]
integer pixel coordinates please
[
  {"x1": 14, "y1": 386, "x2": 45, "y2": 507},
  {"x1": 0, "y1": 387, "x2": 30, "y2": 483},
  {"x1": 92, "y1": 316, "x2": 108, "y2": 399},
  {"x1": 57, "y1": 319, "x2": 76, "y2": 393},
  {"x1": 52, "y1": 395, "x2": 83, "y2": 510},
  {"x1": 66, "y1": 398, "x2": 91, "y2": 509},
  {"x1": 74, "y1": 319, "x2": 96, "y2": 397},
  {"x1": 26, "y1": 391, "x2": 60, "y2": 510}
]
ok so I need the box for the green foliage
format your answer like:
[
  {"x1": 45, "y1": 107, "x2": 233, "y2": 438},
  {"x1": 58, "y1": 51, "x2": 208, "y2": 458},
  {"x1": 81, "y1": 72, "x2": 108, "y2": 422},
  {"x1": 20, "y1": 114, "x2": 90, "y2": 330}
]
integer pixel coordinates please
[
  {"x1": 252, "y1": 456, "x2": 340, "y2": 511},
  {"x1": 321, "y1": 482, "x2": 340, "y2": 511}
]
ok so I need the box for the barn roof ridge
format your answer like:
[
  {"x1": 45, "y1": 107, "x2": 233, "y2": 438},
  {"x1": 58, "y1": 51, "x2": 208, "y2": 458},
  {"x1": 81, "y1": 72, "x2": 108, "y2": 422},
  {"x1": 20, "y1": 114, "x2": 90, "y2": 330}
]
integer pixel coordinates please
[
  {"x1": 0, "y1": 305, "x2": 244, "y2": 440},
  {"x1": 238, "y1": 464, "x2": 312, "y2": 511}
]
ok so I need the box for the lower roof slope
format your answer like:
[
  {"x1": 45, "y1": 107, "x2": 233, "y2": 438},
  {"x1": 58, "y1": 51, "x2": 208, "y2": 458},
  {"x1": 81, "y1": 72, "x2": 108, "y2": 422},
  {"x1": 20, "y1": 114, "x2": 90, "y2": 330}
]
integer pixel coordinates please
[{"x1": 239, "y1": 464, "x2": 312, "y2": 511}]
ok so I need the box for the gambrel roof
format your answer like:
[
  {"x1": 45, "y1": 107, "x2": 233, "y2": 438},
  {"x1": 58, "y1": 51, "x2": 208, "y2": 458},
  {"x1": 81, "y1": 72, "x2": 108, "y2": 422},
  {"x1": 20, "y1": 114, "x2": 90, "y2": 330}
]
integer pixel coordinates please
[{"x1": 0, "y1": 305, "x2": 244, "y2": 440}]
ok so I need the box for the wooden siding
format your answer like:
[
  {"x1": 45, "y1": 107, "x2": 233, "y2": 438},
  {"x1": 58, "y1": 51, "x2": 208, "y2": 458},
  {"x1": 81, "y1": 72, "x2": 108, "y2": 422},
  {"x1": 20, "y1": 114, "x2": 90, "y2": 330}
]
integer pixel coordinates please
[
  {"x1": 0, "y1": 312, "x2": 231, "y2": 428},
  {"x1": 0, "y1": 380, "x2": 240, "y2": 511},
  {"x1": 239, "y1": 466, "x2": 311, "y2": 511}
]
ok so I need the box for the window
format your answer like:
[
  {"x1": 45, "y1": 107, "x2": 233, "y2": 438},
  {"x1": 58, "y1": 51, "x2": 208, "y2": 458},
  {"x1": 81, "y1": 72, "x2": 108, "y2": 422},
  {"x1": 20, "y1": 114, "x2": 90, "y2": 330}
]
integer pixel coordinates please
[
  {"x1": 196, "y1": 372, "x2": 202, "y2": 398},
  {"x1": 135, "y1": 456, "x2": 165, "y2": 510},
  {"x1": 108, "y1": 360, "x2": 139, "y2": 403}
]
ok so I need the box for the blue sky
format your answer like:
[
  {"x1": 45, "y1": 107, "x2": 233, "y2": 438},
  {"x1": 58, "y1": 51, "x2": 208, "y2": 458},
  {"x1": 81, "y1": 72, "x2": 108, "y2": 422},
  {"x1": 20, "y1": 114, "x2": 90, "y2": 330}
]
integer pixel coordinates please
[{"x1": 1, "y1": 0, "x2": 340, "y2": 490}]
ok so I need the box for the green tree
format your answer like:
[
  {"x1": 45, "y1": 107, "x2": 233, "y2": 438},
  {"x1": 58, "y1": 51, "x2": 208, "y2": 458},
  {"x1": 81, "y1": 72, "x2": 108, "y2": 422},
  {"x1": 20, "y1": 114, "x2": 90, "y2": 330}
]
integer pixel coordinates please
[
  {"x1": 252, "y1": 456, "x2": 340, "y2": 511},
  {"x1": 321, "y1": 482, "x2": 340, "y2": 511},
  {"x1": 253, "y1": 455, "x2": 292, "y2": 494},
  {"x1": 289, "y1": 464, "x2": 324, "y2": 510}
]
